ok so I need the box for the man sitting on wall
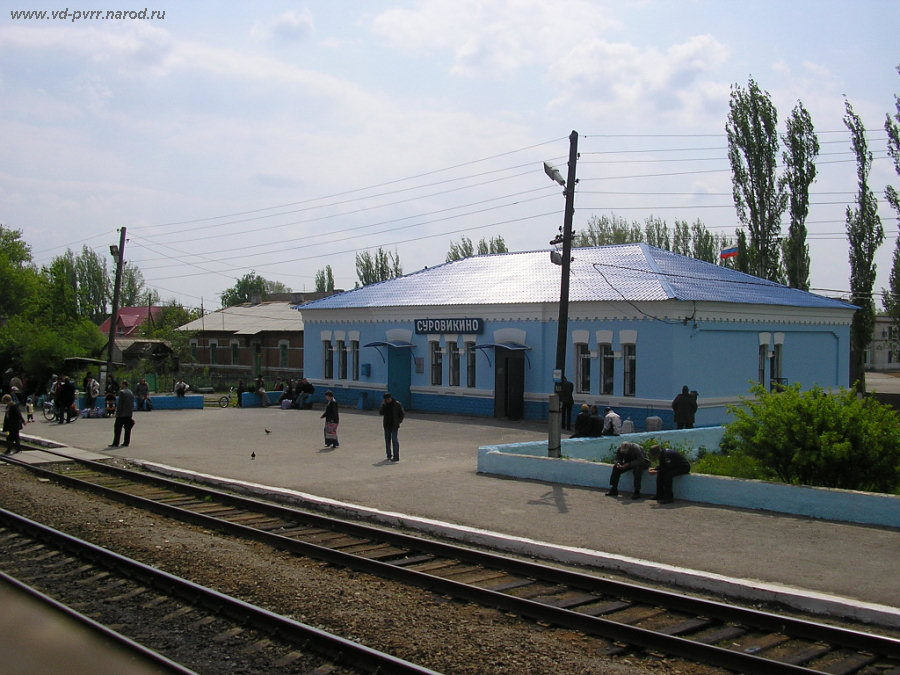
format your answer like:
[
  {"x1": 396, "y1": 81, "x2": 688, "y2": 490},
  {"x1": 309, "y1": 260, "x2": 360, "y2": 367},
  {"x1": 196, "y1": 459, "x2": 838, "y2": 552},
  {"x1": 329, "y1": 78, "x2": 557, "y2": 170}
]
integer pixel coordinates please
[
  {"x1": 293, "y1": 378, "x2": 314, "y2": 410},
  {"x1": 607, "y1": 441, "x2": 650, "y2": 499},
  {"x1": 602, "y1": 407, "x2": 622, "y2": 436},
  {"x1": 648, "y1": 444, "x2": 691, "y2": 504}
]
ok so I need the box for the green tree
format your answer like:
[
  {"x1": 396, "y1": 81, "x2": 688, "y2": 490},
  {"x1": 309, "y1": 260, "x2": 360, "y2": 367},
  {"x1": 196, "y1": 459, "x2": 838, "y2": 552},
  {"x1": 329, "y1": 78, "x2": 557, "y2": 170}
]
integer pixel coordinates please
[
  {"x1": 573, "y1": 215, "x2": 642, "y2": 246},
  {"x1": 671, "y1": 219, "x2": 691, "y2": 256},
  {"x1": 690, "y1": 219, "x2": 720, "y2": 263},
  {"x1": 446, "y1": 236, "x2": 475, "y2": 262},
  {"x1": 476, "y1": 235, "x2": 508, "y2": 255},
  {"x1": 43, "y1": 253, "x2": 80, "y2": 322},
  {"x1": 71, "y1": 246, "x2": 109, "y2": 322},
  {"x1": 220, "y1": 272, "x2": 291, "y2": 307},
  {"x1": 721, "y1": 383, "x2": 899, "y2": 493},
  {"x1": 781, "y1": 101, "x2": 819, "y2": 290},
  {"x1": 844, "y1": 99, "x2": 885, "y2": 393},
  {"x1": 314, "y1": 265, "x2": 335, "y2": 292},
  {"x1": 726, "y1": 77, "x2": 787, "y2": 281},
  {"x1": 120, "y1": 264, "x2": 159, "y2": 308},
  {"x1": 0, "y1": 226, "x2": 39, "y2": 319},
  {"x1": 643, "y1": 216, "x2": 670, "y2": 250},
  {"x1": 355, "y1": 248, "x2": 402, "y2": 286},
  {"x1": 883, "y1": 66, "x2": 900, "y2": 341}
]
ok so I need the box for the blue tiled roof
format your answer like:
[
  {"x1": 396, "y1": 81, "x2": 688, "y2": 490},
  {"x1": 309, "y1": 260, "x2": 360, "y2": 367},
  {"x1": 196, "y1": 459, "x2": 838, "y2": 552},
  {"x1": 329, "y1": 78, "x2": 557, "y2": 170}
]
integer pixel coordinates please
[{"x1": 299, "y1": 244, "x2": 856, "y2": 311}]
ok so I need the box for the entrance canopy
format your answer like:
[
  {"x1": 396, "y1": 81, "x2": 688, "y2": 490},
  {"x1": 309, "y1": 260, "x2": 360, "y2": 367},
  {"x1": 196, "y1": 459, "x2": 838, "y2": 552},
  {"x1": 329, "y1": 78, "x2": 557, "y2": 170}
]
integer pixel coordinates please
[
  {"x1": 472, "y1": 342, "x2": 532, "y2": 368},
  {"x1": 363, "y1": 340, "x2": 415, "y2": 363}
]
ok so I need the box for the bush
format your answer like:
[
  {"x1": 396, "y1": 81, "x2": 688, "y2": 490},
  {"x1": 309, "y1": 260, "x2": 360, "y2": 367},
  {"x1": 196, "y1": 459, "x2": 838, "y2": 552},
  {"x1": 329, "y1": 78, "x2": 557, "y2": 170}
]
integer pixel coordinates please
[
  {"x1": 691, "y1": 450, "x2": 767, "y2": 480},
  {"x1": 720, "y1": 383, "x2": 900, "y2": 493}
]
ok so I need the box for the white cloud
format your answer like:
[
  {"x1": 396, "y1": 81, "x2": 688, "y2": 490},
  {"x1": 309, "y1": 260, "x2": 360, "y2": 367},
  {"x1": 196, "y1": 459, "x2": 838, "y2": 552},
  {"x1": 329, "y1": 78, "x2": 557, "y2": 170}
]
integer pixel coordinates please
[
  {"x1": 372, "y1": 0, "x2": 622, "y2": 76},
  {"x1": 250, "y1": 9, "x2": 314, "y2": 43}
]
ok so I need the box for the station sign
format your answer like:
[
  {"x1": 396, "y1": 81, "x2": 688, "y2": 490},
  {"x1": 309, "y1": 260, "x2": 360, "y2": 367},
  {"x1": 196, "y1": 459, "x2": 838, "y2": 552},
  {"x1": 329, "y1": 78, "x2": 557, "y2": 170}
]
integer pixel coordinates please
[{"x1": 414, "y1": 318, "x2": 484, "y2": 335}]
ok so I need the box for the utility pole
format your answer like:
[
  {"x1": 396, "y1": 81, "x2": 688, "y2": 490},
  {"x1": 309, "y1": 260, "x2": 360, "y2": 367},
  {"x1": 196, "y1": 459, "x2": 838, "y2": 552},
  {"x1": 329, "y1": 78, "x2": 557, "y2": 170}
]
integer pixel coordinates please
[
  {"x1": 547, "y1": 131, "x2": 579, "y2": 458},
  {"x1": 104, "y1": 227, "x2": 126, "y2": 391}
]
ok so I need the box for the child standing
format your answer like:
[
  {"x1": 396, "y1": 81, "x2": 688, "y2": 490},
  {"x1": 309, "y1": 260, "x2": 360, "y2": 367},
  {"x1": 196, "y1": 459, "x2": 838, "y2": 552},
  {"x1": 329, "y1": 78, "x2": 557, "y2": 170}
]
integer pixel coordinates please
[
  {"x1": 3, "y1": 394, "x2": 24, "y2": 454},
  {"x1": 25, "y1": 395, "x2": 34, "y2": 423}
]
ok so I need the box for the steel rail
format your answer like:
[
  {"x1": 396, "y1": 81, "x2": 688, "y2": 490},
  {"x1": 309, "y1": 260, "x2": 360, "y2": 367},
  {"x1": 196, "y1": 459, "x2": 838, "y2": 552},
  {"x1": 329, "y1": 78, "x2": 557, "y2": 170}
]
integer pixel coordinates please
[
  {"x1": 5, "y1": 448, "x2": 899, "y2": 673},
  {"x1": 0, "y1": 571, "x2": 196, "y2": 674},
  {"x1": 0, "y1": 506, "x2": 439, "y2": 675}
]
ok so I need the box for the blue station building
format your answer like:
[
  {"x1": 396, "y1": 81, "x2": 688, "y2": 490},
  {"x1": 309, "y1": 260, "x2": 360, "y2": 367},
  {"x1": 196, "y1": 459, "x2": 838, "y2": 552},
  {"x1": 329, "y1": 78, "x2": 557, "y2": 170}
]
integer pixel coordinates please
[{"x1": 298, "y1": 244, "x2": 856, "y2": 428}]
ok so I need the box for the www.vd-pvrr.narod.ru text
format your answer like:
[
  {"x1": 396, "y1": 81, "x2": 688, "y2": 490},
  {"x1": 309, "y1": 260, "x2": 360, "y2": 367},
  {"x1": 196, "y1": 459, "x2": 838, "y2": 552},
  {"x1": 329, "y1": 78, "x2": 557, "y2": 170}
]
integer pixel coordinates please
[{"x1": 9, "y1": 8, "x2": 166, "y2": 22}]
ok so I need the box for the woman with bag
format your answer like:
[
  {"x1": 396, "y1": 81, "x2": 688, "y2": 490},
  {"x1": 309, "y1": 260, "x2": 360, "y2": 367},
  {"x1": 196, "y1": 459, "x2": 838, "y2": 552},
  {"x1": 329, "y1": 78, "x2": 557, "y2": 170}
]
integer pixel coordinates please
[{"x1": 321, "y1": 390, "x2": 339, "y2": 448}]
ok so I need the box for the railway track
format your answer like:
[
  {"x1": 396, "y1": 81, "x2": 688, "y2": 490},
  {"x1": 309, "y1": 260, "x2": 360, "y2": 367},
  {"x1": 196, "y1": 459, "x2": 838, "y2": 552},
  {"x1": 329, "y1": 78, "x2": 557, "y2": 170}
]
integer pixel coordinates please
[
  {"x1": 0, "y1": 506, "x2": 437, "y2": 674},
  {"x1": 4, "y1": 446, "x2": 899, "y2": 674}
]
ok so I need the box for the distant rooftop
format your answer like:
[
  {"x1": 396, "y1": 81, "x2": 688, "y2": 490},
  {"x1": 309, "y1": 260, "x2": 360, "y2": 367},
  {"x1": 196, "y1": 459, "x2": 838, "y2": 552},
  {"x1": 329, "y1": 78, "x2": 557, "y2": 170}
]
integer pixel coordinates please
[
  {"x1": 298, "y1": 244, "x2": 856, "y2": 311},
  {"x1": 177, "y1": 301, "x2": 302, "y2": 335}
]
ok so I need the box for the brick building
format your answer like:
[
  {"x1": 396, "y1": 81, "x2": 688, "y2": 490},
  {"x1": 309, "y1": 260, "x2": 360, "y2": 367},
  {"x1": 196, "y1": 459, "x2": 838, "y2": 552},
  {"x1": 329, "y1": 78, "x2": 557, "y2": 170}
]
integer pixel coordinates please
[{"x1": 176, "y1": 293, "x2": 332, "y2": 384}]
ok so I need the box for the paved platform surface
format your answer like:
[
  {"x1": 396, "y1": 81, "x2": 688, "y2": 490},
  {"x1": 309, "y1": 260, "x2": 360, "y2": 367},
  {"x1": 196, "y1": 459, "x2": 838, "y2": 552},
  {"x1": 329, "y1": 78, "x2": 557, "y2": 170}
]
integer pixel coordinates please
[{"x1": 18, "y1": 403, "x2": 899, "y2": 627}]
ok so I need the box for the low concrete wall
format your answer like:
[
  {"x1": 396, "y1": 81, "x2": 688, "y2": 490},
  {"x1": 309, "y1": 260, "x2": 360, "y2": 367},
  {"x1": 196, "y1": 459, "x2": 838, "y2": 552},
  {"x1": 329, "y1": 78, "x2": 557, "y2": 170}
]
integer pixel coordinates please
[
  {"x1": 477, "y1": 440, "x2": 899, "y2": 528},
  {"x1": 77, "y1": 394, "x2": 204, "y2": 410},
  {"x1": 146, "y1": 395, "x2": 204, "y2": 410}
]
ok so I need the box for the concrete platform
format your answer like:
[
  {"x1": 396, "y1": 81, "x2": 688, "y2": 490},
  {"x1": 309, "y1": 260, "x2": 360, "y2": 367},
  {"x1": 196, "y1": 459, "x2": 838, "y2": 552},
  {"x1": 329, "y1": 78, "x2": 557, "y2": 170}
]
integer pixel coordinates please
[{"x1": 16, "y1": 406, "x2": 900, "y2": 628}]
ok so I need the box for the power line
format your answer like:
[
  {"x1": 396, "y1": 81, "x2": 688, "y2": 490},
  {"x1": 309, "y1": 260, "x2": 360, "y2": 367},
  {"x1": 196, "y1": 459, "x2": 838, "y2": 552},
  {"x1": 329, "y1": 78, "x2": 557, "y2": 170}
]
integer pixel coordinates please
[{"x1": 137, "y1": 137, "x2": 568, "y2": 229}]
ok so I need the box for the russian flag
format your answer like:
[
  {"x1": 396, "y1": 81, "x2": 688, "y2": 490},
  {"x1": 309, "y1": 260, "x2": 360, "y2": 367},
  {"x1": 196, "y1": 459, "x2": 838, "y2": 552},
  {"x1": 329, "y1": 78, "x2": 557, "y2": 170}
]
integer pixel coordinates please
[{"x1": 719, "y1": 246, "x2": 738, "y2": 259}]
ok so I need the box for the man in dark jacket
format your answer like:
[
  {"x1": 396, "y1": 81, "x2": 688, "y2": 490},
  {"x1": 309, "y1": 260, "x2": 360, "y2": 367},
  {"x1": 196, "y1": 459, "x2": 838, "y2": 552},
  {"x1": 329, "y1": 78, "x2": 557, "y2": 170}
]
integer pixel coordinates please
[
  {"x1": 379, "y1": 392, "x2": 404, "y2": 462},
  {"x1": 111, "y1": 380, "x2": 135, "y2": 447},
  {"x1": 607, "y1": 441, "x2": 650, "y2": 499},
  {"x1": 649, "y1": 444, "x2": 691, "y2": 503},
  {"x1": 570, "y1": 404, "x2": 593, "y2": 438},
  {"x1": 672, "y1": 385, "x2": 698, "y2": 429},
  {"x1": 320, "y1": 390, "x2": 339, "y2": 448},
  {"x1": 57, "y1": 376, "x2": 76, "y2": 423}
]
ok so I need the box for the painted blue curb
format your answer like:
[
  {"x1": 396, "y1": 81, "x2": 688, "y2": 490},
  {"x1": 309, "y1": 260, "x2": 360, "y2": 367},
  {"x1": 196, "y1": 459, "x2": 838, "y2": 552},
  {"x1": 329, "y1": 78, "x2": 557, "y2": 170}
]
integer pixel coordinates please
[{"x1": 477, "y1": 441, "x2": 899, "y2": 528}]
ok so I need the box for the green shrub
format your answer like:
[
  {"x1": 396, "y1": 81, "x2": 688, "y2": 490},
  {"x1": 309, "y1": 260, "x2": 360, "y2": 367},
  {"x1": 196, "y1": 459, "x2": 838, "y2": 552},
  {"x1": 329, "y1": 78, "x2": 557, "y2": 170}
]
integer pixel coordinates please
[
  {"x1": 691, "y1": 450, "x2": 767, "y2": 480},
  {"x1": 721, "y1": 383, "x2": 900, "y2": 493}
]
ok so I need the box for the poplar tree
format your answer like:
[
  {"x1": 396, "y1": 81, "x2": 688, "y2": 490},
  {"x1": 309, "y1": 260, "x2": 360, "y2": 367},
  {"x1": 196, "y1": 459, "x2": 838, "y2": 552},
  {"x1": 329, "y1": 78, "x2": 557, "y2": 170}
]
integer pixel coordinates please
[
  {"x1": 355, "y1": 248, "x2": 402, "y2": 286},
  {"x1": 882, "y1": 66, "x2": 900, "y2": 348},
  {"x1": 314, "y1": 265, "x2": 334, "y2": 292},
  {"x1": 844, "y1": 99, "x2": 884, "y2": 392},
  {"x1": 726, "y1": 77, "x2": 787, "y2": 282},
  {"x1": 781, "y1": 101, "x2": 819, "y2": 290}
]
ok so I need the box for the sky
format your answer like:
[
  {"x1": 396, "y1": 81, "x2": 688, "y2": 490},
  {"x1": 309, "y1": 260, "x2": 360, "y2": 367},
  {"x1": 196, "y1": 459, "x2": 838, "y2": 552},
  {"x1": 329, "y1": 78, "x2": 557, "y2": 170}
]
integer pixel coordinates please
[{"x1": 1, "y1": 0, "x2": 898, "y2": 310}]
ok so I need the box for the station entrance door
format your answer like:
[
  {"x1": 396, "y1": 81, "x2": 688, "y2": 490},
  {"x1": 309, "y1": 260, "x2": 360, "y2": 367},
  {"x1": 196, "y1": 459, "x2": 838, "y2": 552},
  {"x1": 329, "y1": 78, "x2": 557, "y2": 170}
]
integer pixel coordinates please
[{"x1": 494, "y1": 347, "x2": 525, "y2": 420}]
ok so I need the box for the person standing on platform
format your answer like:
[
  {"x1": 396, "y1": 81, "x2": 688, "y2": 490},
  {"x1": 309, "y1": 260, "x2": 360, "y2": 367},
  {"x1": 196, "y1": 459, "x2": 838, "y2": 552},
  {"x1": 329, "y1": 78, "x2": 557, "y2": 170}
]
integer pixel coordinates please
[
  {"x1": 254, "y1": 375, "x2": 269, "y2": 407},
  {"x1": 379, "y1": 392, "x2": 404, "y2": 462},
  {"x1": 57, "y1": 376, "x2": 76, "y2": 423},
  {"x1": 559, "y1": 376, "x2": 574, "y2": 431},
  {"x1": 648, "y1": 444, "x2": 691, "y2": 503},
  {"x1": 320, "y1": 390, "x2": 339, "y2": 448},
  {"x1": 606, "y1": 441, "x2": 650, "y2": 499},
  {"x1": 672, "y1": 385, "x2": 698, "y2": 429},
  {"x1": 2, "y1": 394, "x2": 24, "y2": 454},
  {"x1": 110, "y1": 380, "x2": 135, "y2": 448}
]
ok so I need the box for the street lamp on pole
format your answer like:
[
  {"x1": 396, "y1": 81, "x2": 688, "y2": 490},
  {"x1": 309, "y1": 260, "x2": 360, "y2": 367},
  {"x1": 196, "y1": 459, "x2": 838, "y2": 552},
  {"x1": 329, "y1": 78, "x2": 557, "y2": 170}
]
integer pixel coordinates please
[{"x1": 545, "y1": 131, "x2": 579, "y2": 458}]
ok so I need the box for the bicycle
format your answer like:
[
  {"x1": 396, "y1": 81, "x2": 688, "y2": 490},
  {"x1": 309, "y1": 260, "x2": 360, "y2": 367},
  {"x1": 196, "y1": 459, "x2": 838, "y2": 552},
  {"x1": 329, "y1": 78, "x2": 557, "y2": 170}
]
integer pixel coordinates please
[
  {"x1": 218, "y1": 387, "x2": 236, "y2": 408},
  {"x1": 42, "y1": 399, "x2": 77, "y2": 422}
]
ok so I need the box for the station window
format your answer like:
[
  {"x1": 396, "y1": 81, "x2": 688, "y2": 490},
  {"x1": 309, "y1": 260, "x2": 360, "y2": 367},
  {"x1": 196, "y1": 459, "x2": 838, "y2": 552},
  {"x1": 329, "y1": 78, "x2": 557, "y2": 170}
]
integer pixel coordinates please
[
  {"x1": 575, "y1": 343, "x2": 591, "y2": 394},
  {"x1": 770, "y1": 343, "x2": 783, "y2": 390},
  {"x1": 448, "y1": 342, "x2": 460, "y2": 386},
  {"x1": 623, "y1": 344, "x2": 636, "y2": 397},
  {"x1": 209, "y1": 341, "x2": 218, "y2": 365},
  {"x1": 599, "y1": 344, "x2": 614, "y2": 395},
  {"x1": 430, "y1": 341, "x2": 443, "y2": 386},
  {"x1": 323, "y1": 340, "x2": 334, "y2": 379},
  {"x1": 465, "y1": 341, "x2": 476, "y2": 388},
  {"x1": 337, "y1": 340, "x2": 347, "y2": 379},
  {"x1": 279, "y1": 342, "x2": 289, "y2": 368},
  {"x1": 351, "y1": 340, "x2": 359, "y2": 380},
  {"x1": 758, "y1": 344, "x2": 767, "y2": 384}
]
